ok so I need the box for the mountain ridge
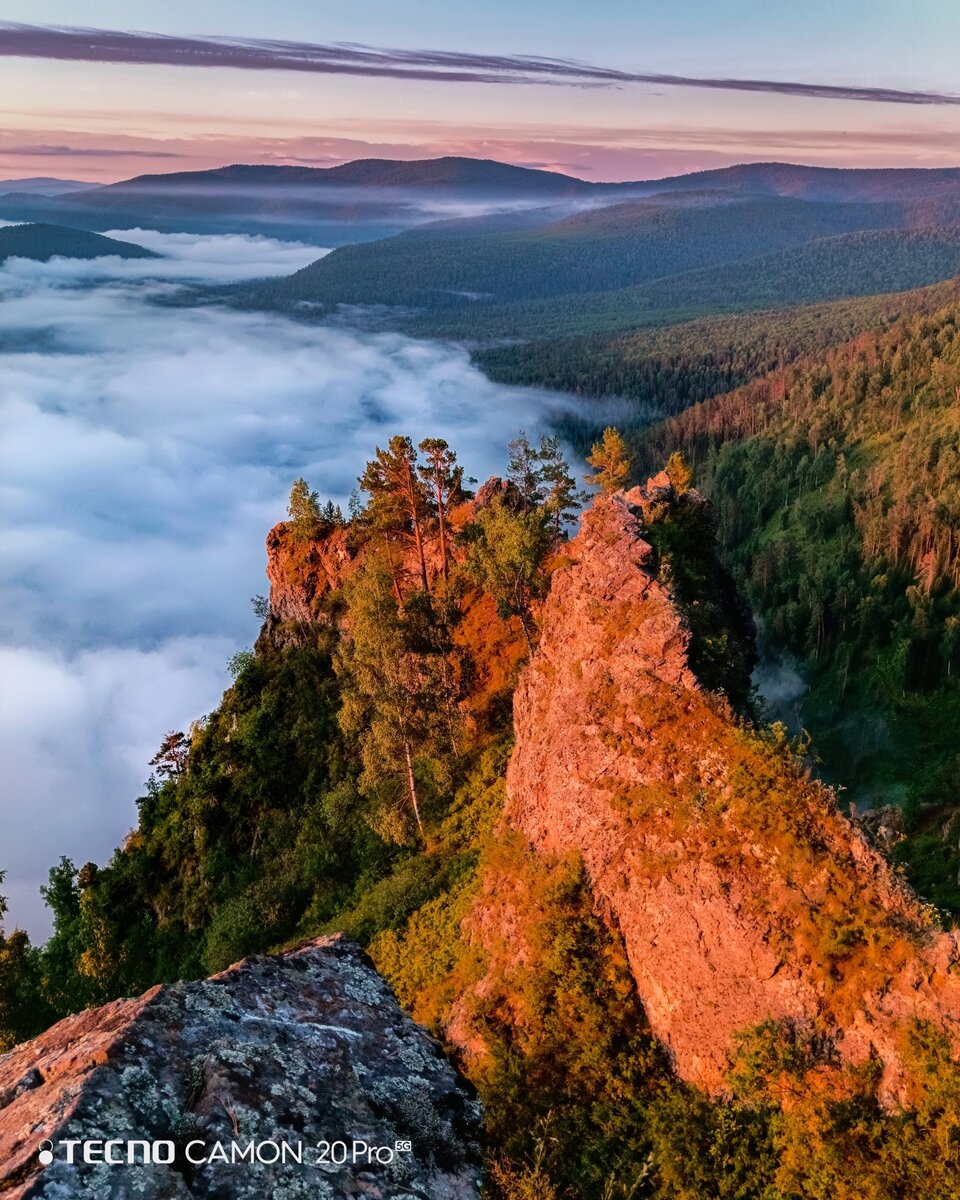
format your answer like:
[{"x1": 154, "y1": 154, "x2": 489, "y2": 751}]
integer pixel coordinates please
[
  {"x1": 2, "y1": 157, "x2": 958, "y2": 243},
  {"x1": 6, "y1": 157, "x2": 960, "y2": 202}
]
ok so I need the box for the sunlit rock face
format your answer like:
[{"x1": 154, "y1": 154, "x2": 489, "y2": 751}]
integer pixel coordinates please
[
  {"x1": 500, "y1": 483, "x2": 960, "y2": 1098},
  {"x1": 0, "y1": 936, "x2": 481, "y2": 1199}
]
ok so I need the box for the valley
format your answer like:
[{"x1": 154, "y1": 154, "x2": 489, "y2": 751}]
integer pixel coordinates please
[{"x1": 2, "y1": 153, "x2": 960, "y2": 1199}]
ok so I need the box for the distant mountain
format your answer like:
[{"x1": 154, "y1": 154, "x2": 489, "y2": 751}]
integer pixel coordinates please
[
  {"x1": 0, "y1": 223, "x2": 159, "y2": 263},
  {"x1": 250, "y1": 192, "x2": 955, "y2": 323},
  {"x1": 625, "y1": 161, "x2": 960, "y2": 203},
  {"x1": 0, "y1": 157, "x2": 600, "y2": 243},
  {"x1": 1, "y1": 157, "x2": 957, "y2": 243},
  {"x1": 0, "y1": 176, "x2": 98, "y2": 196},
  {"x1": 98, "y1": 156, "x2": 597, "y2": 197}
]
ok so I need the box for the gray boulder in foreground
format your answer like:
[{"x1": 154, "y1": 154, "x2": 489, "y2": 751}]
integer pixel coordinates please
[{"x1": 0, "y1": 935, "x2": 481, "y2": 1199}]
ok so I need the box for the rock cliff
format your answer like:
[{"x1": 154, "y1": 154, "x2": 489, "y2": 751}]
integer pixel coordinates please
[
  {"x1": 265, "y1": 522, "x2": 356, "y2": 624},
  {"x1": 263, "y1": 482, "x2": 511, "y2": 627},
  {"x1": 0, "y1": 936, "x2": 481, "y2": 1200},
  {"x1": 495, "y1": 481, "x2": 960, "y2": 1097},
  {"x1": 256, "y1": 474, "x2": 960, "y2": 1105}
]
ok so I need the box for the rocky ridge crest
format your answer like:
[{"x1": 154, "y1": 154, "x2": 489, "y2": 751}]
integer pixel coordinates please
[{"x1": 476, "y1": 478, "x2": 960, "y2": 1097}]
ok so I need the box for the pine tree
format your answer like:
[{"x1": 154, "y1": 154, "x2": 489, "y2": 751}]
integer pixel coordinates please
[
  {"x1": 335, "y1": 557, "x2": 455, "y2": 841},
  {"x1": 419, "y1": 438, "x2": 463, "y2": 582},
  {"x1": 287, "y1": 478, "x2": 323, "y2": 541},
  {"x1": 149, "y1": 731, "x2": 189, "y2": 780},
  {"x1": 464, "y1": 498, "x2": 553, "y2": 653},
  {"x1": 585, "y1": 427, "x2": 633, "y2": 495},
  {"x1": 507, "y1": 431, "x2": 544, "y2": 506},
  {"x1": 665, "y1": 450, "x2": 693, "y2": 495},
  {"x1": 360, "y1": 436, "x2": 433, "y2": 596},
  {"x1": 538, "y1": 435, "x2": 584, "y2": 533}
]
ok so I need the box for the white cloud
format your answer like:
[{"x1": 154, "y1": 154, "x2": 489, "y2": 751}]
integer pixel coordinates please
[
  {"x1": 0, "y1": 638, "x2": 234, "y2": 935},
  {"x1": 0, "y1": 232, "x2": 565, "y2": 938},
  {"x1": 1, "y1": 226, "x2": 326, "y2": 285}
]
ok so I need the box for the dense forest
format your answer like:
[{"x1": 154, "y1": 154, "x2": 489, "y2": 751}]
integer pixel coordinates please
[
  {"x1": 241, "y1": 189, "x2": 960, "y2": 341},
  {"x1": 269, "y1": 196, "x2": 907, "y2": 306},
  {"x1": 476, "y1": 279, "x2": 960, "y2": 413},
  {"x1": 397, "y1": 230, "x2": 960, "y2": 341},
  {"x1": 625, "y1": 301, "x2": 960, "y2": 912},
  {"x1": 3, "y1": 428, "x2": 960, "y2": 1198}
]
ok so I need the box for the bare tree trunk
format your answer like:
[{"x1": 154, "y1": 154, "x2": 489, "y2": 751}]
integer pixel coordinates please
[
  {"x1": 402, "y1": 462, "x2": 431, "y2": 595},
  {"x1": 519, "y1": 612, "x2": 534, "y2": 656},
  {"x1": 403, "y1": 739, "x2": 424, "y2": 837},
  {"x1": 436, "y1": 485, "x2": 449, "y2": 582}
]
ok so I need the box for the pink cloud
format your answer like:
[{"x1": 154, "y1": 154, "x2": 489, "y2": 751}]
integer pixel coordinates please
[{"x1": 1, "y1": 126, "x2": 958, "y2": 184}]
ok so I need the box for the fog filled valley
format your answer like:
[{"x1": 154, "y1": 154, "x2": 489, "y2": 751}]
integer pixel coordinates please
[
  {"x1": 2, "y1": 156, "x2": 960, "y2": 1199},
  {"x1": 0, "y1": 221, "x2": 571, "y2": 937}
]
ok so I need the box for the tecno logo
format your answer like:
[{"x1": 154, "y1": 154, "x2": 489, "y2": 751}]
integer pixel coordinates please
[{"x1": 39, "y1": 1139, "x2": 176, "y2": 1165}]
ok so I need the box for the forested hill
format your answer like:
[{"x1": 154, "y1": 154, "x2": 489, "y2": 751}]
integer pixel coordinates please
[
  {"x1": 476, "y1": 275, "x2": 960, "y2": 413},
  {"x1": 622, "y1": 160, "x2": 960, "y2": 202},
  {"x1": 4, "y1": 432, "x2": 960, "y2": 1198},
  {"x1": 239, "y1": 181, "x2": 960, "y2": 340},
  {"x1": 0, "y1": 222, "x2": 158, "y2": 263},
  {"x1": 93, "y1": 156, "x2": 599, "y2": 196},
  {"x1": 636, "y1": 298, "x2": 960, "y2": 882},
  {"x1": 254, "y1": 193, "x2": 941, "y2": 308}
]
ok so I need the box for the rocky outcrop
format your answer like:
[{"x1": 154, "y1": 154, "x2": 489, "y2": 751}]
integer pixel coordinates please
[
  {"x1": 498, "y1": 482, "x2": 960, "y2": 1097},
  {"x1": 263, "y1": 479, "x2": 513, "y2": 625},
  {"x1": 265, "y1": 522, "x2": 355, "y2": 624},
  {"x1": 0, "y1": 936, "x2": 481, "y2": 1200}
]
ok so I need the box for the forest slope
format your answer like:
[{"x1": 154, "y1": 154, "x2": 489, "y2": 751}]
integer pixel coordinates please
[
  {"x1": 475, "y1": 276, "x2": 960, "y2": 410},
  {"x1": 3, "y1": 438, "x2": 960, "y2": 1197},
  {"x1": 0, "y1": 222, "x2": 158, "y2": 262},
  {"x1": 256, "y1": 195, "x2": 926, "y2": 310},
  {"x1": 635, "y1": 299, "x2": 960, "y2": 872}
]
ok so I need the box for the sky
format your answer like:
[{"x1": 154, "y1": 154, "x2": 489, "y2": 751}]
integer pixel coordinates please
[
  {"x1": 1, "y1": 2, "x2": 959, "y2": 182},
  {"x1": 0, "y1": 230, "x2": 573, "y2": 938}
]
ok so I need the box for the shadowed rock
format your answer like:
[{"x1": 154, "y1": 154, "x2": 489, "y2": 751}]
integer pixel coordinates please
[{"x1": 0, "y1": 936, "x2": 481, "y2": 1199}]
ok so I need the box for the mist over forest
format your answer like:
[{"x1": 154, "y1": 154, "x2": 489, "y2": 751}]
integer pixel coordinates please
[
  {"x1": 2, "y1": 136, "x2": 960, "y2": 1200},
  {"x1": 0, "y1": 224, "x2": 567, "y2": 936}
]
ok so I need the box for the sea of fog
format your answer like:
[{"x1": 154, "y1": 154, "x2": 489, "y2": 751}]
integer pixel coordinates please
[{"x1": 0, "y1": 227, "x2": 568, "y2": 938}]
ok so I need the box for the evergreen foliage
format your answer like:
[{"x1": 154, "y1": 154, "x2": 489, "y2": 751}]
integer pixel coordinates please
[
  {"x1": 256, "y1": 196, "x2": 960, "y2": 343},
  {"x1": 286, "y1": 477, "x2": 323, "y2": 541},
  {"x1": 335, "y1": 554, "x2": 460, "y2": 841},
  {"x1": 462, "y1": 497, "x2": 553, "y2": 651},
  {"x1": 360, "y1": 436, "x2": 433, "y2": 596},
  {"x1": 585, "y1": 426, "x2": 634, "y2": 494},
  {"x1": 2, "y1": 432, "x2": 958, "y2": 1197},
  {"x1": 638, "y1": 301, "x2": 960, "y2": 833}
]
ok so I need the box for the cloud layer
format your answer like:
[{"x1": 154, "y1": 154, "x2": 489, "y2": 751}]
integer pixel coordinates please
[
  {"x1": 0, "y1": 233, "x2": 563, "y2": 938},
  {"x1": 3, "y1": 21, "x2": 959, "y2": 106}
]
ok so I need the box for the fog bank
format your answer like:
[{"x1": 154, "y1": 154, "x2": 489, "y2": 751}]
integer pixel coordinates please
[{"x1": 0, "y1": 231, "x2": 563, "y2": 937}]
